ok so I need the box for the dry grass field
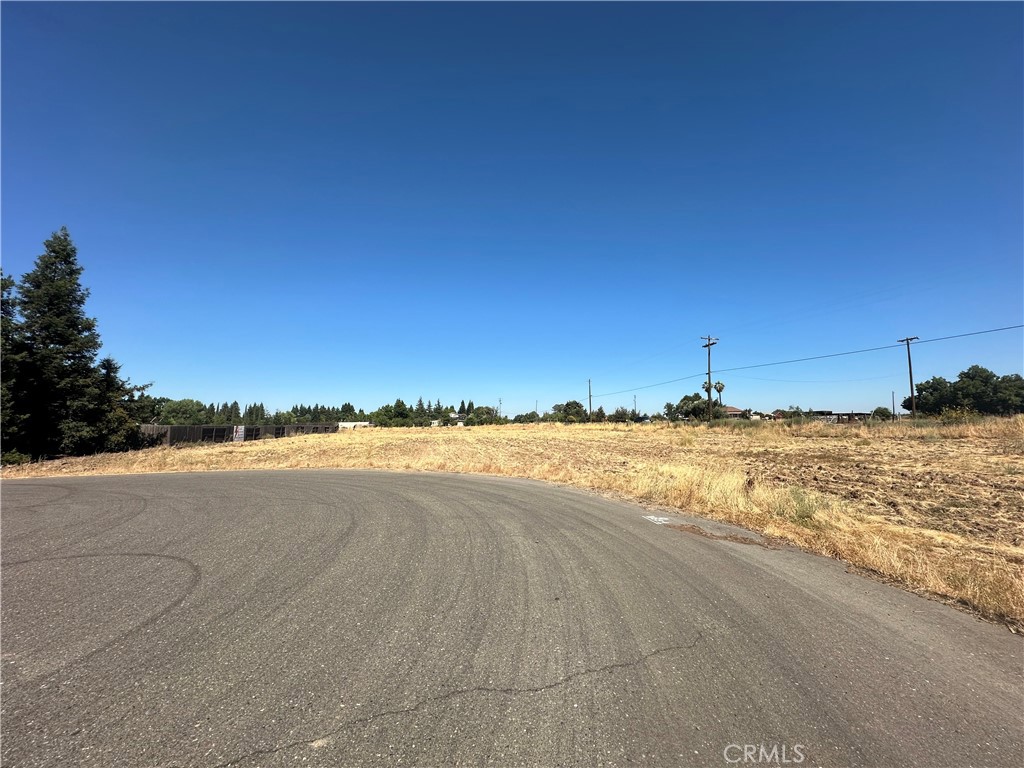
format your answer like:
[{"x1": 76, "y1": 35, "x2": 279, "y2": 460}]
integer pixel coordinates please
[{"x1": 4, "y1": 418, "x2": 1023, "y2": 625}]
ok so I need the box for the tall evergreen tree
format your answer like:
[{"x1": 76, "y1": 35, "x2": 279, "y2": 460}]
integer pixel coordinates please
[
  {"x1": 1, "y1": 229, "x2": 146, "y2": 458},
  {"x1": 15, "y1": 229, "x2": 101, "y2": 456}
]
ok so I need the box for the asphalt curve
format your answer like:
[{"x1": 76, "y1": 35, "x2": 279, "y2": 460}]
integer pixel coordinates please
[{"x1": 1, "y1": 470, "x2": 1021, "y2": 768}]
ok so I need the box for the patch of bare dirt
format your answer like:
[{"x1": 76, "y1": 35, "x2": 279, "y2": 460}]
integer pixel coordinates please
[{"x1": 715, "y1": 433, "x2": 1024, "y2": 548}]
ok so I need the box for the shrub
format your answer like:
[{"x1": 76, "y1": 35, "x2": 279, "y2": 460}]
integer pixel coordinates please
[
  {"x1": 2, "y1": 450, "x2": 31, "y2": 465},
  {"x1": 939, "y1": 406, "x2": 982, "y2": 425}
]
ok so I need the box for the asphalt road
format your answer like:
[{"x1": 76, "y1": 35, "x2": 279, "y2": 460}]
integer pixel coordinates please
[{"x1": 1, "y1": 470, "x2": 1021, "y2": 767}]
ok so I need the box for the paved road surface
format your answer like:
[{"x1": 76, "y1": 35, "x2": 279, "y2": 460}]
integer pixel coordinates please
[{"x1": 2, "y1": 470, "x2": 1021, "y2": 767}]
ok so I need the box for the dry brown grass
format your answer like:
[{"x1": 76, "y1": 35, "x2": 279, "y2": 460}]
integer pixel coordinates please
[{"x1": 5, "y1": 418, "x2": 1023, "y2": 623}]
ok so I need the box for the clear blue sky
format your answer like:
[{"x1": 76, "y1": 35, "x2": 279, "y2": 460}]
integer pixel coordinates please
[{"x1": 3, "y1": 2, "x2": 1021, "y2": 417}]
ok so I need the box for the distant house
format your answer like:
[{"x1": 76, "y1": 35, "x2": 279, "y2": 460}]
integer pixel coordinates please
[{"x1": 724, "y1": 406, "x2": 744, "y2": 419}]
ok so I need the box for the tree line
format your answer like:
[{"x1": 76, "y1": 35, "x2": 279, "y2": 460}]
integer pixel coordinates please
[
  {"x1": 902, "y1": 366, "x2": 1024, "y2": 416},
  {"x1": 140, "y1": 397, "x2": 508, "y2": 428},
  {"x1": 145, "y1": 367, "x2": 1024, "y2": 433},
  {"x1": 134, "y1": 398, "x2": 371, "y2": 426}
]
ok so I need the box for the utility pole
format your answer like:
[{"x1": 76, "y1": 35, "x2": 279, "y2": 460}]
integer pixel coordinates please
[
  {"x1": 701, "y1": 335, "x2": 718, "y2": 422},
  {"x1": 891, "y1": 391, "x2": 896, "y2": 422},
  {"x1": 498, "y1": 398, "x2": 502, "y2": 420},
  {"x1": 588, "y1": 379, "x2": 592, "y2": 419},
  {"x1": 898, "y1": 336, "x2": 919, "y2": 418},
  {"x1": 633, "y1": 395, "x2": 637, "y2": 418}
]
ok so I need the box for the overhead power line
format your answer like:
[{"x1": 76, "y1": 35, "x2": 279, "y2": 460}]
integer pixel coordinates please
[
  {"x1": 912, "y1": 326, "x2": 1023, "y2": 346},
  {"x1": 591, "y1": 324, "x2": 1023, "y2": 399},
  {"x1": 729, "y1": 374, "x2": 894, "y2": 384},
  {"x1": 714, "y1": 342, "x2": 901, "y2": 374},
  {"x1": 593, "y1": 372, "x2": 706, "y2": 399}
]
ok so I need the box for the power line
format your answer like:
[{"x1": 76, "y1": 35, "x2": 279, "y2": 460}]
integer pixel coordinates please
[
  {"x1": 912, "y1": 325, "x2": 1023, "y2": 346},
  {"x1": 591, "y1": 324, "x2": 1022, "y2": 399},
  {"x1": 714, "y1": 342, "x2": 901, "y2": 374},
  {"x1": 729, "y1": 374, "x2": 894, "y2": 384},
  {"x1": 593, "y1": 372, "x2": 705, "y2": 398}
]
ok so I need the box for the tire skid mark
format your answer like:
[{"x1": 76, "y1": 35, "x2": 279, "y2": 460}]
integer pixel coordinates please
[
  {"x1": 2, "y1": 552, "x2": 201, "y2": 681},
  {"x1": 199, "y1": 505, "x2": 358, "y2": 630},
  {"x1": 2, "y1": 486, "x2": 153, "y2": 549},
  {"x1": 0, "y1": 483, "x2": 75, "y2": 507},
  {"x1": 211, "y1": 634, "x2": 703, "y2": 768}
]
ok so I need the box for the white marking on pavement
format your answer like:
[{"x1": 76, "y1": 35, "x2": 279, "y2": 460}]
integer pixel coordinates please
[{"x1": 643, "y1": 516, "x2": 673, "y2": 525}]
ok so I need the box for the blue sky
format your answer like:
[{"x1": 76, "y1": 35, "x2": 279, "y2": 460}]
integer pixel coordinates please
[{"x1": 3, "y1": 2, "x2": 1021, "y2": 417}]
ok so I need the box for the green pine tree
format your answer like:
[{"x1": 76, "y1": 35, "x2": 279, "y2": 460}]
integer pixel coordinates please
[{"x1": 4, "y1": 228, "x2": 143, "y2": 458}]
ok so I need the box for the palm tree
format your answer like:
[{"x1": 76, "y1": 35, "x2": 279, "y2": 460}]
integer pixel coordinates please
[{"x1": 714, "y1": 381, "x2": 725, "y2": 405}]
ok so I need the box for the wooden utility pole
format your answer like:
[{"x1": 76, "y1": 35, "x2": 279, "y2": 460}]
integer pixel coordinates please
[
  {"x1": 701, "y1": 335, "x2": 718, "y2": 422},
  {"x1": 588, "y1": 379, "x2": 592, "y2": 419},
  {"x1": 898, "y1": 336, "x2": 919, "y2": 418}
]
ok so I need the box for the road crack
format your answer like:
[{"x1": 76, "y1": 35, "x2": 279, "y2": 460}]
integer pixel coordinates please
[{"x1": 211, "y1": 634, "x2": 703, "y2": 767}]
